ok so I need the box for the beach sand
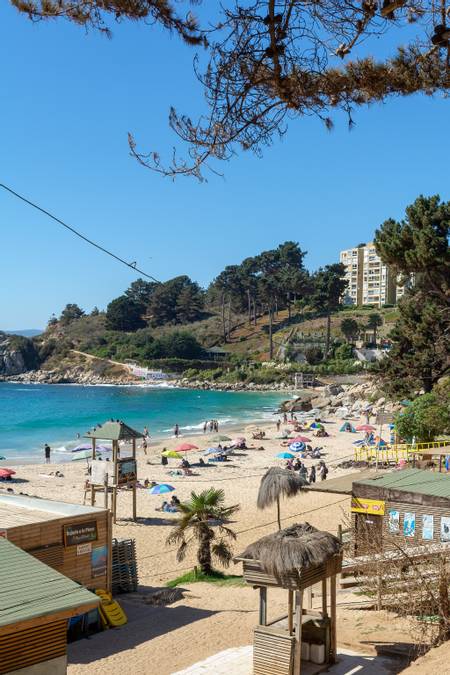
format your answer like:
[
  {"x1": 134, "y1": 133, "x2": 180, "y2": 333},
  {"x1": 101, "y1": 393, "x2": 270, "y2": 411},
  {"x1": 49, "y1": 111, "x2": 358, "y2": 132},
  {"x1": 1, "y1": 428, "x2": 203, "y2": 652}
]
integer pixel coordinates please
[{"x1": 1, "y1": 415, "x2": 419, "y2": 673}]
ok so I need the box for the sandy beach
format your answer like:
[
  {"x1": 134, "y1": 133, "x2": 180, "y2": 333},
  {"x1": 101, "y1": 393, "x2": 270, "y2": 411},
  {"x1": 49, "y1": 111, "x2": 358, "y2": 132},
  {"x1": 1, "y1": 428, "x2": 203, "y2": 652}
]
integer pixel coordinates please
[{"x1": 1, "y1": 411, "x2": 427, "y2": 673}]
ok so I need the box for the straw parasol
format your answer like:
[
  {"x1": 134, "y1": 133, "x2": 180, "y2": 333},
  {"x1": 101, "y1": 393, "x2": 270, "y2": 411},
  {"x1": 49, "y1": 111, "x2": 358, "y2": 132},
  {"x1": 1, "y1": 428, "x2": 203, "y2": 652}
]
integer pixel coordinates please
[
  {"x1": 238, "y1": 522, "x2": 342, "y2": 577},
  {"x1": 257, "y1": 467, "x2": 308, "y2": 530}
]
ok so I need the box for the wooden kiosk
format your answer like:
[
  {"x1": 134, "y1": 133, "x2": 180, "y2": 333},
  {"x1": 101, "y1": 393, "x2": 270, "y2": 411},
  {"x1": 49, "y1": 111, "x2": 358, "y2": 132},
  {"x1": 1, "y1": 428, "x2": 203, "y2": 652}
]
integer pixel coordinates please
[
  {"x1": 85, "y1": 420, "x2": 144, "y2": 524},
  {"x1": 236, "y1": 524, "x2": 342, "y2": 675}
]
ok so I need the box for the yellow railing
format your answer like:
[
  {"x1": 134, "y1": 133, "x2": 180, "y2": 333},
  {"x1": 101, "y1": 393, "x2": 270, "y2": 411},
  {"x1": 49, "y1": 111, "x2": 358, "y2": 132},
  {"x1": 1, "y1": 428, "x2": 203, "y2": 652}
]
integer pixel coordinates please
[{"x1": 353, "y1": 440, "x2": 450, "y2": 464}]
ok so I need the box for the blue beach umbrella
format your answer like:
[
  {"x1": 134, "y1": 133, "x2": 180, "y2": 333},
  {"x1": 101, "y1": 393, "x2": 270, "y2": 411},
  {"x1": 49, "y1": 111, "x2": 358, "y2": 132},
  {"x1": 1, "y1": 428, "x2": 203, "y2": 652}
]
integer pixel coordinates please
[
  {"x1": 277, "y1": 452, "x2": 295, "y2": 460},
  {"x1": 149, "y1": 484, "x2": 175, "y2": 495},
  {"x1": 289, "y1": 442, "x2": 305, "y2": 453}
]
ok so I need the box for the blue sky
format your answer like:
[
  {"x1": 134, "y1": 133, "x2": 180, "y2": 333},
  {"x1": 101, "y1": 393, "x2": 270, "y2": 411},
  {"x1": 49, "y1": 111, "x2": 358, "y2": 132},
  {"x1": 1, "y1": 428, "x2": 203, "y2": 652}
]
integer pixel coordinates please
[{"x1": 1, "y1": 3, "x2": 448, "y2": 330}]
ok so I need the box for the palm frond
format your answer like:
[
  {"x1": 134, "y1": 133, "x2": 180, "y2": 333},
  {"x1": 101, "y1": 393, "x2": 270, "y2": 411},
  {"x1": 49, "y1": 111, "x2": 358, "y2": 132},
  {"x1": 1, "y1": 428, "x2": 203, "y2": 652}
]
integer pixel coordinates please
[{"x1": 212, "y1": 540, "x2": 233, "y2": 567}]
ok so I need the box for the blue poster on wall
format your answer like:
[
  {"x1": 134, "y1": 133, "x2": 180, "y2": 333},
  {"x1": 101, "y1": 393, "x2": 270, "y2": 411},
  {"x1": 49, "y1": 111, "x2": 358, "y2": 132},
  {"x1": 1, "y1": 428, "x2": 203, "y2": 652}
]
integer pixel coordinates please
[
  {"x1": 422, "y1": 515, "x2": 434, "y2": 540},
  {"x1": 403, "y1": 512, "x2": 416, "y2": 538}
]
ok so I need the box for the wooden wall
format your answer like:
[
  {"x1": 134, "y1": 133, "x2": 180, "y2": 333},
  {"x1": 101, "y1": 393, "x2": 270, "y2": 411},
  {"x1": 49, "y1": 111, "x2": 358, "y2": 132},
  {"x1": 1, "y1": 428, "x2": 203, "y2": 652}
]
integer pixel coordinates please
[
  {"x1": 6, "y1": 511, "x2": 111, "y2": 591},
  {"x1": 0, "y1": 619, "x2": 66, "y2": 675},
  {"x1": 352, "y1": 497, "x2": 450, "y2": 551}
]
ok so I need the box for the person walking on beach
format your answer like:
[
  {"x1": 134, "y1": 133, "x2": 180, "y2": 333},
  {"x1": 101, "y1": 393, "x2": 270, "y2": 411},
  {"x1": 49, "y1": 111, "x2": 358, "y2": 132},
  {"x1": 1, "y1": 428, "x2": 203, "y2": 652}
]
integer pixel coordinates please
[
  {"x1": 203, "y1": 421, "x2": 208, "y2": 433},
  {"x1": 276, "y1": 419, "x2": 281, "y2": 432},
  {"x1": 174, "y1": 424, "x2": 180, "y2": 438},
  {"x1": 283, "y1": 412, "x2": 288, "y2": 424},
  {"x1": 143, "y1": 426, "x2": 149, "y2": 439},
  {"x1": 142, "y1": 437, "x2": 148, "y2": 455},
  {"x1": 44, "y1": 443, "x2": 51, "y2": 464},
  {"x1": 319, "y1": 461, "x2": 328, "y2": 481},
  {"x1": 309, "y1": 465, "x2": 316, "y2": 484}
]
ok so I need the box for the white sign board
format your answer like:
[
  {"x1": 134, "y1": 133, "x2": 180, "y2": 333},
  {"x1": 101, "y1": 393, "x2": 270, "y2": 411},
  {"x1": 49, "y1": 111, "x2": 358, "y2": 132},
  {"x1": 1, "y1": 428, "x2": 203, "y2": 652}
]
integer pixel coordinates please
[
  {"x1": 77, "y1": 542, "x2": 92, "y2": 556},
  {"x1": 90, "y1": 460, "x2": 111, "y2": 486}
]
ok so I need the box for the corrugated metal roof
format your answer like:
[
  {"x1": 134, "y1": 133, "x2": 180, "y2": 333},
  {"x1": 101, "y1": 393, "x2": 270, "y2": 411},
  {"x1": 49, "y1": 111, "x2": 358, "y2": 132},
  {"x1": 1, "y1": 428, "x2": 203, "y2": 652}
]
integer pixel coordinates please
[
  {"x1": 85, "y1": 420, "x2": 143, "y2": 440},
  {"x1": 355, "y1": 468, "x2": 450, "y2": 499},
  {"x1": 0, "y1": 538, "x2": 98, "y2": 628},
  {"x1": 306, "y1": 470, "x2": 380, "y2": 495}
]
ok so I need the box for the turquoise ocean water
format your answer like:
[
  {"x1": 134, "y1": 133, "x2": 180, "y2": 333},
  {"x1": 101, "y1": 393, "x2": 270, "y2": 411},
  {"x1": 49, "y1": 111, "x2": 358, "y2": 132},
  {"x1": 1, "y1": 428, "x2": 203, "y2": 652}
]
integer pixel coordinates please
[{"x1": 0, "y1": 383, "x2": 288, "y2": 462}]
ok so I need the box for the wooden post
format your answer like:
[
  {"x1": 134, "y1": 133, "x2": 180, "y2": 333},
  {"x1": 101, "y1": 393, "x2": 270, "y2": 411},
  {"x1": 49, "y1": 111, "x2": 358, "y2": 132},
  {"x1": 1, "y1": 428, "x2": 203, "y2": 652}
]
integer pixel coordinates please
[
  {"x1": 330, "y1": 575, "x2": 337, "y2": 663},
  {"x1": 259, "y1": 587, "x2": 267, "y2": 626},
  {"x1": 294, "y1": 590, "x2": 303, "y2": 674},
  {"x1": 90, "y1": 438, "x2": 96, "y2": 506},
  {"x1": 106, "y1": 509, "x2": 113, "y2": 593},
  {"x1": 112, "y1": 440, "x2": 118, "y2": 524},
  {"x1": 132, "y1": 438, "x2": 137, "y2": 522},
  {"x1": 439, "y1": 456, "x2": 442, "y2": 473},
  {"x1": 307, "y1": 586, "x2": 313, "y2": 610},
  {"x1": 337, "y1": 524, "x2": 342, "y2": 543},
  {"x1": 104, "y1": 473, "x2": 108, "y2": 509},
  {"x1": 288, "y1": 590, "x2": 294, "y2": 635},
  {"x1": 322, "y1": 578, "x2": 327, "y2": 616}
]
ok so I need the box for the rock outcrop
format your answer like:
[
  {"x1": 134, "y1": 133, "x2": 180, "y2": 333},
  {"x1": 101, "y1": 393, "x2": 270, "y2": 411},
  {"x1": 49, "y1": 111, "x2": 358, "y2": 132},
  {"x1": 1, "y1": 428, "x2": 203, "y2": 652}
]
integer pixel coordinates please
[{"x1": 0, "y1": 333, "x2": 40, "y2": 376}]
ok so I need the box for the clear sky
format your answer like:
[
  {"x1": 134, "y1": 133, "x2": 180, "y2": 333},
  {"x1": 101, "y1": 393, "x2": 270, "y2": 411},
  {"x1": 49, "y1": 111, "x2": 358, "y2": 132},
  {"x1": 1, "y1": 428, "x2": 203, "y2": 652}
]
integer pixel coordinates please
[{"x1": 1, "y1": 3, "x2": 448, "y2": 330}]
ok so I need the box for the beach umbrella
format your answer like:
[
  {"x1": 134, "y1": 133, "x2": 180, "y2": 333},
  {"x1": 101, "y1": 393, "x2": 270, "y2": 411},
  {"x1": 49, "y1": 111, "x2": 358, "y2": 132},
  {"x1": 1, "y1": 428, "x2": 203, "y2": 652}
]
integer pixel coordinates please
[
  {"x1": 276, "y1": 452, "x2": 295, "y2": 460},
  {"x1": 162, "y1": 450, "x2": 182, "y2": 459},
  {"x1": 356, "y1": 425, "x2": 376, "y2": 432},
  {"x1": 291, "y1": 436, "x2": 311, "y2": 443},
  {"x1": 149, "y1": 484, "x2": 175, "y2": 495},
  {"x1": 288, "y1": 442, "x2": 305, "y2": 453},
  {"x1": 0, "y1": 468, "x2": 16, "y2": 478},
  {"x1": 175, "y1": 443, "x2": 199, "y2": 452},
  {"x1": 212, "y1": 435, "x2": 232, "y2": 443},
  {"x1": 71, "y1": 449, "x2": 92, "y2": 461},
  {"x1": 72, "y1": 443, "x2": 111, "y2": 453},
  {"x1": 257, "y1": 467, "x2": 308, "y2": 530}
]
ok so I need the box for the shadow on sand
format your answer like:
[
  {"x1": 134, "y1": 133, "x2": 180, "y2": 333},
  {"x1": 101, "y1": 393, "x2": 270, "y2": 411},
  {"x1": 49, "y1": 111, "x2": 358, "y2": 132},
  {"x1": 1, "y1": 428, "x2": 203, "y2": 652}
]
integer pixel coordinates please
[{"x1": 68, "y1": 589, "x2": 217, "y2": 665}]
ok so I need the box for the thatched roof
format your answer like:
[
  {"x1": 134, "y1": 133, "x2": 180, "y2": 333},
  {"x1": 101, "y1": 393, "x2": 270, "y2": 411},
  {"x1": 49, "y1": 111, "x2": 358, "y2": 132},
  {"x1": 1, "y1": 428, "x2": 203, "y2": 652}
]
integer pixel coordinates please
[
  {"x1": 257, "y1": 468, "x2": 308, "y2": 509},
  {"x1": 237, "y1": 523, "x2": 342, "y2": 576}
]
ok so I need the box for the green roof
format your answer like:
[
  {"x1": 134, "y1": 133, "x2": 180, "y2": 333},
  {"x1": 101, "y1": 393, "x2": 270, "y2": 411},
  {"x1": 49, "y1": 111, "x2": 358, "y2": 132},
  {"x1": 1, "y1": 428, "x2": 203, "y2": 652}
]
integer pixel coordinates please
[
  {"x1": 0, "y1": 538, "x2": 98, "y2": 628},
  {"x1": 85, "y1": 419, "x2": 143, "y2": 441},
  {"x1": 355, "y1": 468, "x2": 450, "y2": 500}
]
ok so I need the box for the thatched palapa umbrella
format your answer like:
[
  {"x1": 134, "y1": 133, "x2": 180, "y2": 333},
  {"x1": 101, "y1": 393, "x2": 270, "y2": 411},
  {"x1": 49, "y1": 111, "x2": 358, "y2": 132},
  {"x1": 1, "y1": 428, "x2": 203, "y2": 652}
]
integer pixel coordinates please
[
  {"x1": 257, "y1": 467, "x2": 307, "y2": 531},
  {"x1": 239, "y1": 523, "x2": 342, "y2": 578}
]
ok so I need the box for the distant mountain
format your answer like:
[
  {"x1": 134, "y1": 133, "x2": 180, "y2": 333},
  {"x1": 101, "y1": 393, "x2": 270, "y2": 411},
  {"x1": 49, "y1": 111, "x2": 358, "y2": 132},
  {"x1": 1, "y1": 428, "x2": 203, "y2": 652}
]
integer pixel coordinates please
[{"x1": 6, "y1": 329, "x2": 43, "y2": 337}]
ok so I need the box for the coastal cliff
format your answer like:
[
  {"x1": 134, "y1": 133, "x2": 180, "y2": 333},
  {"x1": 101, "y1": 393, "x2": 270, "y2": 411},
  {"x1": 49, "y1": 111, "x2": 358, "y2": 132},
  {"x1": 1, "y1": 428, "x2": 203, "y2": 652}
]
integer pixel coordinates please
[{"x1": 0, "y1": 333, "x2": 40, "y2": 376}]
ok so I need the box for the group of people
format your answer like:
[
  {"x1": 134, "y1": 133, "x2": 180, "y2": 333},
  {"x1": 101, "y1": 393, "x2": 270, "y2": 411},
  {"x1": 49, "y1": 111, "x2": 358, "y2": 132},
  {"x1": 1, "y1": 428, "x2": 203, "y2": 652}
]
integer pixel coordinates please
[
  {"x1": 285, "y1": 457, "x2": 328, "y2": 483},
  {"x1": 157, "y1": 495, "x2": 181, "y2": 513},
  {"x1": 203, "y1": 420, "x2": 220, "y2": 433}
]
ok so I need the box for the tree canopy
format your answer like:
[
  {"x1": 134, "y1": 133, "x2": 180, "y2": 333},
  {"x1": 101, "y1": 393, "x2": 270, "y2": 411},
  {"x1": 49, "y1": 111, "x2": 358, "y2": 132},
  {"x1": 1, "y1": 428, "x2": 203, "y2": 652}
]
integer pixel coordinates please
[
  {"x1": 374, "y1": 195, "x2": 450, "y2": 396},
  {"x1": 12, "y1": 1, "x2": 450, "y2": 180}
]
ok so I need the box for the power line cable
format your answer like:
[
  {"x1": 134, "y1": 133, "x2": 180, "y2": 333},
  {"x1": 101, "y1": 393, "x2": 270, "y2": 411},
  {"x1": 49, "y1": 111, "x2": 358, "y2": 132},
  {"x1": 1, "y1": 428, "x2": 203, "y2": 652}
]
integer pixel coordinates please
[{"x1": 0, "y1": 183, "x2": 160, "y2": 282}]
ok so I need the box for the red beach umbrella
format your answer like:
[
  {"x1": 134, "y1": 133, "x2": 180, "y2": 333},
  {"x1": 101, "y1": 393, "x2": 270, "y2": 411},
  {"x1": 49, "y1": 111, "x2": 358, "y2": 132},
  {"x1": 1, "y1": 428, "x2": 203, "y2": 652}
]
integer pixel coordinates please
[
  {"x1": 175, "y1": 443, "x2": 199, "y2": 452},
  {"x1": 0, "y1": 468, "x2": 16, "y2": 478},
  {"x1": 356, "y1": 425, "x2": 376, "y2": 432},
  {"x1": 291, "y1": 436, "x2": 311, "y2": 443}
]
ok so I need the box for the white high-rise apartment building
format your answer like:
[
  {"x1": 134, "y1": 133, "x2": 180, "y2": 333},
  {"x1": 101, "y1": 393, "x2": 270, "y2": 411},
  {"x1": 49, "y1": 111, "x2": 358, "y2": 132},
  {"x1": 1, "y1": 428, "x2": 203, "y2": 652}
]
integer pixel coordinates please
[{"x1": 340, "y1": 242, "x2": 397, "y2": 307}]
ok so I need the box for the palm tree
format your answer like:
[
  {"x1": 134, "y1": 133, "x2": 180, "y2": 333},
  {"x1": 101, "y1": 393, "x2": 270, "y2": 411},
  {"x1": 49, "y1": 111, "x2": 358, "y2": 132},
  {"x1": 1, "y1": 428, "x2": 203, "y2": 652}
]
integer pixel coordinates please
[
  {"x1": 257, "y1": 467, "x2": 308, "y2": 531},
  {"x1": 366, "y1": 313, "x2": 383, "y2": 345},
  {"x1": 166, "y1": 488, "x2": 239, "y2": 575},
  {"x1": 340, "y1": 317, "x2": 358, "y2": 344}
]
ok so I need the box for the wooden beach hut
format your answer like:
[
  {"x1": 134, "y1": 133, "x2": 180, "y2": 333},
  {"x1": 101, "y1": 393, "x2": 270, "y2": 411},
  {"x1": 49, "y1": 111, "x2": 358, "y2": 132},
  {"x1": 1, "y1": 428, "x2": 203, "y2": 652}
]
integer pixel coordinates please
[
  {"x1": 0, "y1": 537, "x2": 98, "y2": 675},
  {"x1": 85, "y1": 419, "x2": 143, "y2": 523},
  {"x1": 235, "y1": 523, "x2": 343, "y2": 674},
  {"x1": 351, "y1": 468, "x2": 450, "y2": 555},
  {"x1": 0, "y1": 493, "x2": 111, "y2": 592}
]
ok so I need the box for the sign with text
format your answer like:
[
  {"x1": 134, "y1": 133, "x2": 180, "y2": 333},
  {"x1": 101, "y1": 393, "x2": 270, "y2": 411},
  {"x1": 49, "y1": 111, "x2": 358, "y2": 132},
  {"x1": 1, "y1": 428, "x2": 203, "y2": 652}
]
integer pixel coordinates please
[
  {"x1": 77, "y1": 542, "x2": 92, "y2": 556},
  {"x1": 351, "y1": 497, "x2": 385, "y2": 516},
  {"x1": 116, "y1": 458, "x2": 137, "y2": 486},
  {"x1": 64, "y1": 521, "x2": 98, "y2": 547}
]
